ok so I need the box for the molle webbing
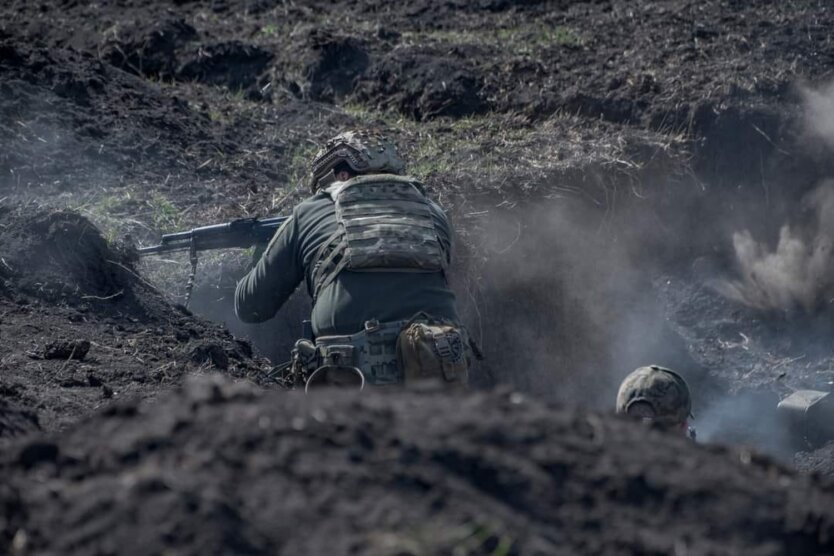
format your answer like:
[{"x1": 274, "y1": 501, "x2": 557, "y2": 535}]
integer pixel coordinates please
[
  {"x1": 315, "y1": 319, "x2": 407, "y2": 385},
  {"x1": 311, "y1": 175, "x2": 447, "y2": 300}
]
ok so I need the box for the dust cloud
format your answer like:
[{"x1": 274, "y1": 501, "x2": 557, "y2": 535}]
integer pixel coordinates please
[
  {"x1": 695, "y1": 390, "x2": 794, "y2": 462},
  {"x1": 714, "y1": 80, "x2": 834, "y2": 313},
  {"x1": 457, "y1": 193, "x2": 693, "y2": 410},
  {"x1": 714, "y1": 181, "x2": 834, "y2": 313}
]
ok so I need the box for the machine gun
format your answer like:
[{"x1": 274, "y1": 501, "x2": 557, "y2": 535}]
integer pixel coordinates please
[{"x1": 138, "y1": 215, "x2": 289, "y2": 305}]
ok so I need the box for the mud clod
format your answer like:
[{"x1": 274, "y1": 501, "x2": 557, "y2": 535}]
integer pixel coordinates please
[
  {"x1": 188, "y1": 341, "x2": 231, "y2": 370},
  {"x1": 43, "y1": 339, "x2": 90, "y2": 361},
  {"x1": 796, "y1": 442, "x2": 834, "y2": 480}
]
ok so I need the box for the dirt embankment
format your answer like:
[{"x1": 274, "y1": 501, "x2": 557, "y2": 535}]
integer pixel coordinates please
[
  {"x1": 0, "y1": 207, "x2": 270, "y2": 435},
  {"x1": 3, "y1": 376, "x2": 834, "y2": 556}
]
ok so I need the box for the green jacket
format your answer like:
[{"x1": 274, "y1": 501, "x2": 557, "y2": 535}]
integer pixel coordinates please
[{"x1": 234, "y1": 186, "x2": 461, "y2": 337}]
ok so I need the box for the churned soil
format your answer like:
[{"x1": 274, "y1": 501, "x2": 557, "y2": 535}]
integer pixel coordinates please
[
  {"x1": 797, "y1": 442, "x2": 834, "y2": 481},
  {"x1": 0, "y1": 207, "x2": 271, "y2": 433},
  {"x1": 3, "y1": 376, "x2": 834, "y2": 556},
  {"x1": 3, "y1": 0, "x2": 833, "y2": 195},
  {"x1": 2, "y1": 0, "x2": 834, "y2": 552}
]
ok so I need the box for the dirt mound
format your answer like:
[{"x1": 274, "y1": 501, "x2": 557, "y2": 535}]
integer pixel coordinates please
[
  {"x1": 1, "y1": 376, "x2": 832, "y2": 555},
  {"x1": 0, "y1": 208, "x2": 271, "y2": 433},
  {"x1": 0, "y1": 209, "x2": 130, "y2": 304}
]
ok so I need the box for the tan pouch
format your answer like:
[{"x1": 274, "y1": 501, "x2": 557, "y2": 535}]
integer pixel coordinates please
[{"x1": 396, "y1": 322, "x2": 469, "y2": 386}]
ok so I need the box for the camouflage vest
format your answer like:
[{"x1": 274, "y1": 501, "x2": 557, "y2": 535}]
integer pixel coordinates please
[{"x1": 311, "y1": 174, "x2": 448, "y2": 300}]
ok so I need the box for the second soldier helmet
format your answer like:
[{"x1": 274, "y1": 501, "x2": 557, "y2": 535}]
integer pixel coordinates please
[
  {"x1": 308, "y1": 131, "x2": 405, "y2": 192},
  {"x1": 616, "y1": 365, "x2": 692, "y2": 426}
]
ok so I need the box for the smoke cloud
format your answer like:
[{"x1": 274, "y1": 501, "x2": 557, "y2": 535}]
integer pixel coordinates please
[
  {"x1": 454, "y1": 192, "x2": 696, "y2": 410},
  {"x1": 696, "y1": 390, "x2": 794, "y2": 462}
]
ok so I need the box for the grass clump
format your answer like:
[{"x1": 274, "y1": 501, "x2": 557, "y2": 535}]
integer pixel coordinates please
[
  {"x1": 147, "y1": 193, "x2": 182, "y2": 232},
  {"x1": 260, "y1": 24, "x2": 282, "y2": 37}
]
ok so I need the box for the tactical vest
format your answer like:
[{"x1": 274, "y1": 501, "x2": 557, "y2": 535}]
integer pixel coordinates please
[{"x1": 310, "y1": 174, "x2": 448, "y2": 300}]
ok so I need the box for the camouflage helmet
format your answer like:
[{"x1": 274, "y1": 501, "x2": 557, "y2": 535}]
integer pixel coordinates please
[
  {"x1": 616, "y1": 365, "x2": 692, "y2": 426},
  {"x1": 308, "y1": 131, "x2": 405, "y2": 192}
]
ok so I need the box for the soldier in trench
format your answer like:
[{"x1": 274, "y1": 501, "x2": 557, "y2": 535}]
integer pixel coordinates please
[
  {"x1": 616, "y1": 365, "x2": 696, "y2": 439},
  {"x1": 235, "y1": 131, "x2": 473, "y2": 388}
]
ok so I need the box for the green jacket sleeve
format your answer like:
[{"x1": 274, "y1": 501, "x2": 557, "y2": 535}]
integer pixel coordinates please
[{"x1": 234, "y1": 215, "x2": 303, "y2": 323}]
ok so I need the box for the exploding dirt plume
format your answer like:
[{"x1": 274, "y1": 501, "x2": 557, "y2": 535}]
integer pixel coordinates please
[{"x1": 715, "y1": 181, "x2": 834, "y2": 314}]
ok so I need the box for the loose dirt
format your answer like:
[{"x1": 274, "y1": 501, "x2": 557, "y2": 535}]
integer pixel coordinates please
[
  {"x1": 0, "y1": 207, "x2": 270, "y2": 434},
  {"x1": 3, "y1": 376, "x2": 834, "y2": 555},
  {"x1": 2, "y1": 0, "x2": 834, "y2": 553}
]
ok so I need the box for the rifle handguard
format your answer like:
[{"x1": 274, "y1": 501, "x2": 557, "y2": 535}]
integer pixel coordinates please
[{"x1": 137, "y1": 215, "x2": 289, "y2": 256}]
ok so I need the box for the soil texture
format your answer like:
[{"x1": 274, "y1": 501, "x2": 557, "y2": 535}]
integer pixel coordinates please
[
  {"x1": 1, "y1": 0, "x2": 834, "y2": 552},
  {"x1": 3, "y1": 377, "x2": 834, "y2": 555}
]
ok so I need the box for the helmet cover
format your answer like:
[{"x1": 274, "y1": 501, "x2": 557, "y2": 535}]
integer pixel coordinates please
[
  {"x1": 308, "y1": 131, "x2": 405, "y2": 192},
  {"x1": 616, "y1": 365, "x2": 692, "y2": 426}
]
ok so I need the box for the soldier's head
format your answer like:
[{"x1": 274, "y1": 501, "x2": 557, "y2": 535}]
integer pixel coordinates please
[
  {"x1": 616, "y1": 365, "x2": 693, "y2": 435},
  {"x1": 308, "y1": 130, "x2": 405, "y2": 192}
]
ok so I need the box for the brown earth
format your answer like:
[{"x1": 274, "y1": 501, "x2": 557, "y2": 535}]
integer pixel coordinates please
[
  {"x1": 2, "y1": 0, "x2": 834, "y2": 553},
  {"x1": 0, "y1": 207, "x2": 270, "y2": 436},
  {"x1": 4, "y1": 376, "x2": 834, "y2": 555}
]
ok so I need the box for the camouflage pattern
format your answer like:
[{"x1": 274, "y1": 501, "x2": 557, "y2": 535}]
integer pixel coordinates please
[
  {"x1": 311, "y1": 174, "x2": 448, "y2": 299},
  {"x1": 616, "y1": 365, "x2": 692, "y2": 426},
  {"x1": 309, "y1": 131, "x2": 405, "y2": 192},
  {"x1": 315, "y1": 319, "x2": 407, "y2": 385}
]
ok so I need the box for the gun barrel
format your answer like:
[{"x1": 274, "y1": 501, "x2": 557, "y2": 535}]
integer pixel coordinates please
[{"x1": 137, "y1": 215, "x2": 289, "y2": 256}]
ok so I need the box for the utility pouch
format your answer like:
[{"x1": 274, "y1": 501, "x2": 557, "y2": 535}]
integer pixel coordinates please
[
  {"x1": 315, "y1": 320, "x2": 403, "y2": 386},
  {"x1": 396, "y1": 322, "x2": 469, "y2": 386},
  {"x1": 319, "y1": 344, "x2": 355, "y2": 367}
]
